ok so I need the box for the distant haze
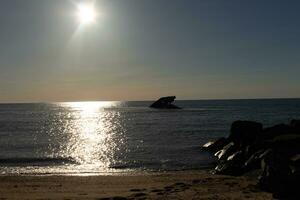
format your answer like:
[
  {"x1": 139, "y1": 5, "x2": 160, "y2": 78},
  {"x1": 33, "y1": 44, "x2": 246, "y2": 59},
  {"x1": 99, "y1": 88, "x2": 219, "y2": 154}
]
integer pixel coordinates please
[{"x1": 0, "y1": 0, "x2": 299, "y2": 102}]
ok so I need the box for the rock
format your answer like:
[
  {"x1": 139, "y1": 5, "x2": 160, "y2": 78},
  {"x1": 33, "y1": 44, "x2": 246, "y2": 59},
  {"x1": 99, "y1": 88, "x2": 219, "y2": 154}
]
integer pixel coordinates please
[
  {"x1": 244, "y1": 134, "x2": 300, "y2": 174},
  {"x1": 214, "y1": 150, "x2": 245, "y2": 176},
  {"x1": 290, "y1": 154, "x2": 300, "y2": 164},
  {"x1": 290, "y1": 154, "x2": 300, "y2": 174},
  {"x1": 201, "y1": 137, "x2": 228, "y2": 153},
  {"x1": 258, "y1": 134, "x2": 300, "y2": 198},
  {"x1": 261, "y1": 124, "x2": 295, "y2": 141},
  {"x1": 227, "y1": 150, "x2": 244, "y2": 162},
  {"x1": 229, "y1": 121, "x2": 263, "y2": 147},
  {"x1": 259, "y1": 149, "x2": 300, "y2": 199},
  {"x1": 244, "y1": 149, "x2": 271, "y2": 172},
  {"x1": 270, "y1": 134, "x2": 300, "y2": 156},
  {"x1": 291, "y1": 119, "x2": 300, "y2": 132},
  {"x1": 214, "y1": 142, "x2": 238, "y2": 161},
  {"x1": 201, "y1": 120, "x2": 300, "y2": 197},
  {"x1": 150, "y1": 96, "x2": 181, "y2": 109}
]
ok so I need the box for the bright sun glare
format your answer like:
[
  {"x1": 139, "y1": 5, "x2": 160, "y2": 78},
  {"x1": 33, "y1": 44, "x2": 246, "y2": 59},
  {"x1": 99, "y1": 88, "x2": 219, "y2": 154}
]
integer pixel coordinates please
[{"x1": 77, "y1": 3, "x2": 97, "y2": 25}]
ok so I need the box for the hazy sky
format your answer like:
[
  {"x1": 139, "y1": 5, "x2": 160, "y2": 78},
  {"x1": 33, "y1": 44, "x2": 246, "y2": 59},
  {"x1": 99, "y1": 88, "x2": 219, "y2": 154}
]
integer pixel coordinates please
[{"x1": 0, "y1": 0, "x2": 299, "y2": 102}]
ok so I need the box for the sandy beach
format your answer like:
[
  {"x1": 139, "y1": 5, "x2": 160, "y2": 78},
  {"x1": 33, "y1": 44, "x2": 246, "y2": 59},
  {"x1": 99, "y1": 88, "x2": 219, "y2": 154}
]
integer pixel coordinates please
[{"x1": 0, "y1": 170, "x2": 273, "y2": 200}]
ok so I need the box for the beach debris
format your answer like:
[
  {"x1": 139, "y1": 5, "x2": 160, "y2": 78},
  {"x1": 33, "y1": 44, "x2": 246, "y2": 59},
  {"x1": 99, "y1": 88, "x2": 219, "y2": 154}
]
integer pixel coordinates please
[
  {"x1": 150, "y1": 96, "x2": 181, "y2": 109},
  {"x1": 201, "y1": 119, "x2": 300, "y2": 199}
]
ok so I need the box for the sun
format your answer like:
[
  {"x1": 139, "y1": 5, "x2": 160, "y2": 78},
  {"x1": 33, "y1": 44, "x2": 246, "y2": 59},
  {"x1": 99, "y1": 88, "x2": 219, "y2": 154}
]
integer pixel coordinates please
[{"x1": 77, "y1": 3, "x2": 97, "y2": 25}]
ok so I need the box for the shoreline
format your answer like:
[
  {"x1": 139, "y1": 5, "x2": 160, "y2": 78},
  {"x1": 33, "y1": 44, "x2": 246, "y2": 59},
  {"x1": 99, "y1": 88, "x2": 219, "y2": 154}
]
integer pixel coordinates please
[{"x1": 0, "y1": 169, "x2": 273, "y2": 200}]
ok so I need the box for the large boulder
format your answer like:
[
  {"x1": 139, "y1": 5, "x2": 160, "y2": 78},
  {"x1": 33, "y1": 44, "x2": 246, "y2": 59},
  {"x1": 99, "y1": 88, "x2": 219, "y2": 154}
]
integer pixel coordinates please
[
  {"x1": 201, "y1": 137, "x2": 228, "y2": 153},
  {"x1": 214, "y1": 150, "x2": 245, "y2": 176},
  {"x1": 150, "y1": 96, "x2": 181, "y2": 109},
  {"x1": 259, "y1": 150, "x2": 300, "y2": 199},
  {"x1": 249, "y1": 123, "x2": 298, "y2": 155},
  {"x1": 290, "y1": 154, "x2": 300, "y2": 181},
  {"x1": 204, "y1": 119, "x2": 300, "y2": 198},
  {"x1": 260, "y1": 123, "x2": 296, "y2": 141},
  {"x1": 214, "y1": 142, "x2": 238, "y2": 161},
  {"x1": 229, "y1": 121, "x2": 263, "y2": 147},
  {"x1": 244, "y1": 149, "x2": 271, "y2": 172},
  {"x1": 258, "y1": 135, "x2": 300, "y2": 198},
  {"x1": 291, "y1": 119, "x2": 300, "y2": 132},
  {"x1": 270, "y1": 134, "x2": 300, "y2": 156}
]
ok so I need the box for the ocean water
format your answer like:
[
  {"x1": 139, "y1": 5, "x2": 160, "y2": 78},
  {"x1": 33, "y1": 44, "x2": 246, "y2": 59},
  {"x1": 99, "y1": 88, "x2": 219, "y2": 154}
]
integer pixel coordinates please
[{"x1": 0, "y1": 99, "x2": 299, "y2": 175}]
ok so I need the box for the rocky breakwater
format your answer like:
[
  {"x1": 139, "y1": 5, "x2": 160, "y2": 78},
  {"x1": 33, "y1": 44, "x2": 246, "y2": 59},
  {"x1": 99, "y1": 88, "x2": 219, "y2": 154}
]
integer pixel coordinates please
[{"x1": 202, "y1": 120, "x2": 300, "y2": 199}]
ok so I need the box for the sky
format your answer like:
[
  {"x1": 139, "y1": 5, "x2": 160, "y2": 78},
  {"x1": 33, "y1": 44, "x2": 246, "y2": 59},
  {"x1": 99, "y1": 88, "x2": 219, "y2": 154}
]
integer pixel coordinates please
[{"x1": 0, "y1": 0, "x2": 299, "y2": 102}]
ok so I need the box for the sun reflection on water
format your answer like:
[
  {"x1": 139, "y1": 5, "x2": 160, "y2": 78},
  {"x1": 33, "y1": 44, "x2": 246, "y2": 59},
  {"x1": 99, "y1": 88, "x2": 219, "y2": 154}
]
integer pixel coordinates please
[{"x1": 57, "y1": 101, "x2": 124, "y2": 172}]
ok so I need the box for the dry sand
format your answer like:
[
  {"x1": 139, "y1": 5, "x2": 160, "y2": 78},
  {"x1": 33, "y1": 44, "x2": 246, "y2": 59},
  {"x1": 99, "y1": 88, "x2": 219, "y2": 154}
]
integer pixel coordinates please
[{"x1": 0, "y1": 170, "x2": 274, "y2": 200}]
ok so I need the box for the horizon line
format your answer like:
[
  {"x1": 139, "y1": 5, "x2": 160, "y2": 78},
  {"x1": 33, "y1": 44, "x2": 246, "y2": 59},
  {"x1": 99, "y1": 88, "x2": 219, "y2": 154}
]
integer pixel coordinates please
[{"x1": 0, "y1": 97, "x2": 299, "y2": 104}]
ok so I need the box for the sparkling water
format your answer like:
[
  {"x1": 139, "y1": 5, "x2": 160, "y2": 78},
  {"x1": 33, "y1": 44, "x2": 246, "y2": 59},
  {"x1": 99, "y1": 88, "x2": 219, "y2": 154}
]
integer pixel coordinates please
[{"x1": 0, "y1": 99, "x2": 299, "y2": 175}]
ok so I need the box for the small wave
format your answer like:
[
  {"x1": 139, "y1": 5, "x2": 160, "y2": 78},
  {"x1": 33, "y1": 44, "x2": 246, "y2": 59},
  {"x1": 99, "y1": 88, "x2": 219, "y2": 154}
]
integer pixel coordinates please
[{"x1": 0, "y1": 157, "x2": 78, "y2": 166}]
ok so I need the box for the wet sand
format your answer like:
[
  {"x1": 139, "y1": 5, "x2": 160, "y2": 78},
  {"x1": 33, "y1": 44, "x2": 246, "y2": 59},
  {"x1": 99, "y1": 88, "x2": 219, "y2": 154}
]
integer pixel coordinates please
[{"x1": 0, "y1": 170, "x2": 273, "y2": 200}]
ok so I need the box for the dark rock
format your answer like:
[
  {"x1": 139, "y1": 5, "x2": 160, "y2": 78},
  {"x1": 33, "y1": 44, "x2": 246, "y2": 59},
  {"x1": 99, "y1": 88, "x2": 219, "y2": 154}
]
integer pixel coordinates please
[
  {"x1": 290, "y1": 154, "x2": 300, "y2": 165},
  {"x1": 204, "y1": 120, "x2": 300, "y2": 198},
  {"x1": 229, "y1": 121, "x2": 263, "y2": 147},
  {"x1": 243, "y1": 144, "x2": 260, "y2": 159},
  {"x1": 270, "y1": 134, "x2": 300, "y2": 157},
  {"x1": 244, "y1": 149, "x2": 271, "y2": 172},
  {"x1": 150, "y1": 96, "x2": 181, "y2": 109},
  {"x1": 290, "y1": 154, "x2": 300, "y2": 175},
  {"x1": 201, "y1": 137, "x2": 228, "y2": 153},
  {"x1": 261, "y1": 124, "x2": 296, "y2": 141},
  {"x1": 214, "y1": 150, "x2": 245, "y2": 176},
  {"x1": 259, "y1": 149, "x2": 300, "y2": 199},
  {"x1": 248, "y1": 123, "x2": 300, "y2": 155},
  {"x1": 258, "y1": 134, "x2": 300, "y2": 198},
  {"x1": 214, "y1": 142, "x2": 238, "y2": 161},
  {"x1": 291, "y1": 119, "x2": 300, "y2": 131}
]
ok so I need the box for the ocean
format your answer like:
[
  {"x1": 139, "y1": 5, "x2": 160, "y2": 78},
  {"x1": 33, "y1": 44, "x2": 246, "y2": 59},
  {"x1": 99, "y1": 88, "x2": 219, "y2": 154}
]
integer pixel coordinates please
[{"x1": 0, "y1": 99, "x2": 299, "y2": 175}]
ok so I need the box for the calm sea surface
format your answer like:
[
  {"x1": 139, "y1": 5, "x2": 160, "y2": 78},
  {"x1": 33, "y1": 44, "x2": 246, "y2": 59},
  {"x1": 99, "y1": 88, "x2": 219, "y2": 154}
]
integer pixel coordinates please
[{"x1": 0, "y1": 99, "x2": 299, "y2": 175}]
